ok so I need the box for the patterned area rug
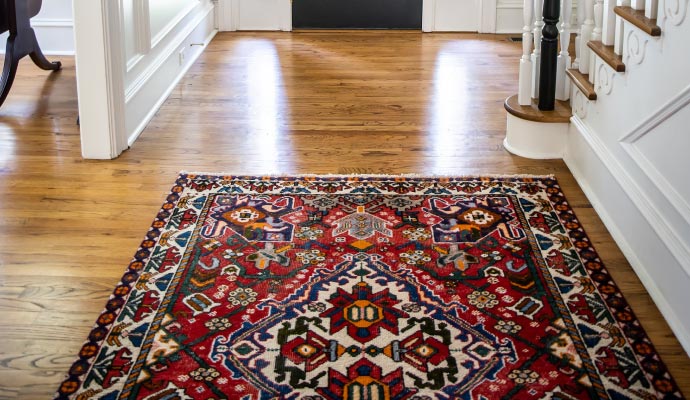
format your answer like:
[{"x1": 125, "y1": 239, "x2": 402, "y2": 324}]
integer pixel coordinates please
[{"x1": 57, "y1": 174, "x2": 684, "y2": 399}]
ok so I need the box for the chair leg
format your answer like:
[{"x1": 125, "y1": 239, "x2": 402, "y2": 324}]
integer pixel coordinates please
[
  {"x1": 0, "y1": 39, "x2": 21, "y2": 108},
  {"x1": 27, "y1": 28, "x2": 61, "y2": 71}
]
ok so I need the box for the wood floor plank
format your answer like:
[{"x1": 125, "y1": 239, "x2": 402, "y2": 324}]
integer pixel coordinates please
[{"x1": 1, "y1": 31, "x2": 688, "y2": 398}]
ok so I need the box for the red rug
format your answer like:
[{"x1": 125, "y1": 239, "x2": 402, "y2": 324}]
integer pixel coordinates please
[{"x1": 57, "y1": 174, "x2": 684, "y2": 399}]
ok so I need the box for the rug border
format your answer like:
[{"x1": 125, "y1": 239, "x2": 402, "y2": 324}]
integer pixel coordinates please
[{"x1": 53, "y1": 174, "x2": 685, "y2": 399}]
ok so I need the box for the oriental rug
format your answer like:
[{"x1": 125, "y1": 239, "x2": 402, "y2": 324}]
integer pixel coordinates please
[{"x1": 57, "y1": 174, "x2": 684, "y2": 399}]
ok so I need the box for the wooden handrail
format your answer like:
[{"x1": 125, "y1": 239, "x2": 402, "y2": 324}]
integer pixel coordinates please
[{"x1": 614, "y1": 6, "x2": 661, "y2": 36}]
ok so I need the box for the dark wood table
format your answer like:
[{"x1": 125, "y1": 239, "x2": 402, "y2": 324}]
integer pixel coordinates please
[{"x1": 1, "y1": 0, "x2": 61, "y2": 108}]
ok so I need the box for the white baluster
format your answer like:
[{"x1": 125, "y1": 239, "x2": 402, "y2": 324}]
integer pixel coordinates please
[
  {"x1": 631, "y1": 0, "x2": 644, "y2": 10},
  {"x1": 519, "y1": 0, "x2": 534, "y2": 105},
  {"x1": 602, "y1": 0, "x2": 618, "y2": 45},
  {"x1": 589, "y1": 0, "x2": 604, "y2": 81},
  {"x1": 578, "y1": 0, "x2": 594, "y2": 74},
  {"x1": 614, "y1": 0, "x2": 631, "y2": 54},
  {"x1": 556, "y1": 0, "x2": 572, "y2": 100},
  {"x1": 531, "y1": 0, "x2": 544, "y2": 98},
  {"x1": 645, "y1": 0, "x2": 658, "y2": 19},
  {"x1": 573, "y1": 0, "x2": 585, "y2": 69}
]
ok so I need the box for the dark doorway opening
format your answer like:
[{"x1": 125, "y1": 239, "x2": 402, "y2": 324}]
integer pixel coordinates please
[{"x1": 292, "y1": 0, "x2": 423, "y2": 29}]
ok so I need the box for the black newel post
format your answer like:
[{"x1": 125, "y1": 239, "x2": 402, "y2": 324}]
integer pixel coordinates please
[{"x1": 538, "y1": 0, "x2": 560, "y2": 110}]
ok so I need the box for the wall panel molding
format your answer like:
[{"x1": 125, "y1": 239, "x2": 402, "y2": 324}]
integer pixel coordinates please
[
  {"x1": 150, "y1": 0, "x2": 200, "y2": 47},
  {"x1": 620, "y1": 84, "x2": 690, "y2": 229},
  {"x1": 124, "y1": 2, "x2": 217, "y2": 144},
  {"x1": 566, "y1": 116, "x2": 690, "y2": 355}
]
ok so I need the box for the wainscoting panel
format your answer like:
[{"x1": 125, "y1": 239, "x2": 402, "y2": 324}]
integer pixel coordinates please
[
  {"x1": 621, "y1": 87, "x2": 690, "y2": 229},
  {"x1": 123, "y1": 0, "x2": 217, "y2": 144},
  {"x1": 565, "y1": 117, "x2": 690, "y2": 355}
]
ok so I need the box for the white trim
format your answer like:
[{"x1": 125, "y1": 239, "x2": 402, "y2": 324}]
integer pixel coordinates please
[
  {"x1": 230, "y1": 0, "x2": 240, "y2": 30},
  {"x1": 281, "y1": 1, "x2": 293, "y2": 31},
  {"x1": 502, "y1": 137, "x2": 563, "y2": 159},
  {"x1": 217, "y1": 0, "x2": 290, "y2": 31},
  {"x1": 125, "y1": 0, "x2": 151, "y2": 73},
  {"x1": 125, "y1": 4, "x2": 214, "y2": 102},
  {"x1": 126, "y1": 54, "x2": 145, "y2": 72},
  {"x1": 620, "y1": 84, "x2": 690, "y2": 228},
  {"x1": 480, "y1": 0, "x2": 498, "y2": 32},
  {"x1": 73, "y1": 0, "x2": 128, "y2": 159},
  {"x1": 423, "y1": 0, "x2": 436, "y2": 32},
  {"x1": 30, "y1": 18, "x2": 74, "y2": 27},
  {"x1": 36, "y1": 50, "x2": 75, "y2": 56},
  {"x1": 150, "y1": 1, "x2": 199, "y2": 48},
  {"x1": 496, "y1": 0, "x2": 524, "y2": 7},
  {"x1": 503, "y1": 113, "x2": 568, "y2": 159},
  {"x1": 427, "y1": 0, "x2": 484, "y2": 32},
  {"x1": 568, "y1": 115, "x2": 690, "y2": 280},
  {"x1": 134, "y1": 0, "x2": 152, "y2": 55},
  {"x1": 104, "y1": 0, "x2": 128, "y2": 157},
  {"x1": 620, "y1": 84, "x2": 690, "y2": 143},
  {"x1": 217, "y1": 0, "x2": 236, "y2": 30},
  {"x1": 0, "y1": 19, "x2": 76, "y2": 55},
  {"x1": 128, "y1": 28, "x2": 218, "y2": 146},
  {"x1": 566, "y1": 116, "x2": 690, "y2": 355}
]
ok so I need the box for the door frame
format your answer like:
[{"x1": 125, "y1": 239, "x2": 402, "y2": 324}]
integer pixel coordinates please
[
  {"x1": 73, "y1": 0, "x2": 128, "y2": 159},
  {"x1": 217, "y1": 0, "x2": 497, "y2": 33}
]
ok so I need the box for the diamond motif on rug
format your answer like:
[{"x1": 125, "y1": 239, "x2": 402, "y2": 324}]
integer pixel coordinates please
[{"x1": 56, "y1": 175, "x2": 685, "y2": 399}]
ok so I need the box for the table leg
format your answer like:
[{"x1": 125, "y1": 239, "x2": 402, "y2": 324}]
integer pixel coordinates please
[
  {"x1": 28, "y1": 28, "x2": 61, "y2": 71},
  {"x1": 0, "y1": 38, "x2": 20, "y2": 107}
]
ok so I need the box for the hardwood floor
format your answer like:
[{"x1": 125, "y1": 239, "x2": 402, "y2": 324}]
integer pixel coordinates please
[{"x1": 0, "y1": 31, "x2": 687, "y2": 398}]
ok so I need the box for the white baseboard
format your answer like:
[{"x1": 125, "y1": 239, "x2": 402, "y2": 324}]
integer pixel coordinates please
[
  {"x1": 565, "y1": 117, "x2": 690, "y2": 356},
  {"x1": 0, "y1": 19, "x2": 75, "y2": 55}
]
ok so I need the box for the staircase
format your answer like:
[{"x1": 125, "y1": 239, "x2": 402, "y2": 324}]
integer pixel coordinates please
[
  {"x1": 504, "y1": 0, "x2": 667, "y2": 158},
  {"x1": 503, "y1": 0, "x2": 690, "y2": 356},
  {"x1": 505, "y1": 0, "x2": 666, "y2": 126}
]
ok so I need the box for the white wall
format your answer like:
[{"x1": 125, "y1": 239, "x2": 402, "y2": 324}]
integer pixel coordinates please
[
  {"x1": 496, "y1": 0, "x2": 524, "y2": 33},
  {"x1": 0, "y1": 0, "x2": 74, "y2": 55},
  {"x1": 218, "y1": 0, "x2": 292, "y2": 31},
  {"x1": 565, "y1": 4, "x2": 690, "y2": 354}
]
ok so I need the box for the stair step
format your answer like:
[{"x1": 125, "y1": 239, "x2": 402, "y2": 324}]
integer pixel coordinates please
[
  {"x1": 587, "y1": 41, "x2": 626, "y2": 72},
  {"x1": 614, "y1": 6, "x2": 661, "y2": 36},
  {"x1": 504, "y1": 94, "x2": 572, "y2": 123},
  {"x1": 566, "y1": 69, "x2": 597, "y2": 100}
]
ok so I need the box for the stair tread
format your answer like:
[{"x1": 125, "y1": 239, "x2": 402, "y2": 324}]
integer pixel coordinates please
[
  {"x1": 587, "y1": 41, "x2": 626, "y2": 72},
  {"x1": 566, "y1": 69, "x2": 597, "y2": 100},
  {"x1": 614, "y1": 6, "x2": 661, "y2": 36},
  {"x1": 504, "y1": 94, "x2": 572, "y2": 123}
]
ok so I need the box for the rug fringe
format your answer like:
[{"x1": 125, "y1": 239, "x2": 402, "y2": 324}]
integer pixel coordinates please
[{"x1": 177, "y1": 171, "x2": 556, "y2": 179}]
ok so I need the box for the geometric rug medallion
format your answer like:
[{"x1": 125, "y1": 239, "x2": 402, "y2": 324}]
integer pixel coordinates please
[{"x1": 56, "y1": 174, "x2": 684, "y2": 399}]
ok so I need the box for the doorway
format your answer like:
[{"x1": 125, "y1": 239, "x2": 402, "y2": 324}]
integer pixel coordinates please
[{"x1": 292, "y1": 0, "x2": 423, "y2": 29}]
